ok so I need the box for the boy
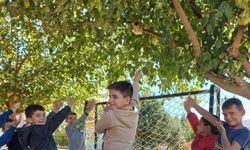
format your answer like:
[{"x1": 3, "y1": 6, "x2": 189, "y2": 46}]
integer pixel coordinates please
[
  {"x1": 17, "y1": 97, "x2": 74, "y2": 150},
  {"x1": 187, "y1": 97, "x2": 250, "y2": 150},
  {"x1": 65, "y1": 100, "x2": 95, "y2": 150},
  {"x1": 6, "y1": 101, "x2": 63, "y2": 150},
  {"x1": 95, "y1": 72, "x2": 142, "y2": 150},
  {"x1": 184, "y1": 99, "x2": 219, "y2": 150},
  {"x1": 0, "y1": 102, "x2": 20, "y2": 147}
]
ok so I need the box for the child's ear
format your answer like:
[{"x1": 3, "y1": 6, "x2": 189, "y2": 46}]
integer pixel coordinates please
[
  {"x1": 125, "y1": 96, "x2": 131, "y2": 105},
  {"x1": 241, "y1": 109, "x2": 245, "y2": 116}
]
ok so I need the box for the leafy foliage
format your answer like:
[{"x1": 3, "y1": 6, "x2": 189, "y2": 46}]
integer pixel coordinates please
[
  {"x1": 54, "y1": 125, "x2": 69, "y2": 146},
  {"x1": 0, "y1": 0, "x2": 249, "y2": 109}
]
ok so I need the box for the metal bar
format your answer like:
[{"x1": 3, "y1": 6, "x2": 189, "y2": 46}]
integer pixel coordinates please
[
  {"x1": 215, "y1": 86, "x2": 221, "y2": 118},
  {"x1": 94, "y1": 104, "x2": 98, "y2": 149},
  {"x1": 96, "y1": 89, "x2": 210, "y2": 105},
  {"x1": 209, "y1": 85, "x2": 215, "y2": 114},
  {"x1": 84, "y1": 101, "x2": 88, "y2": 112}
]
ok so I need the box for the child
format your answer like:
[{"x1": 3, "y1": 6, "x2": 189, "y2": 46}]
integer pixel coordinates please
[
  {"x1": 183, "y1": 99, "x2": 219, "y2": 150},
  {"x1": 6, "y1": 100, "x2": 63, "y2": 150},
  {"x1": 17, "y1": 97, "x2": 74, "y2": 150},
  {"x1": 65, "y1": 100, "x2": 96, "y2": 150},
  {"x1": 95, "y1": 72, "x2": 142, "y2": 150},
  {"x1": 187, "y1": 97, "x2": 250, "y2": 150},
  {"x1": 0, "y1": 102, "x2": 20, "y2": 147}
]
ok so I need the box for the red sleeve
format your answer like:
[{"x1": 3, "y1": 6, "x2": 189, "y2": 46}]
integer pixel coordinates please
[{"x1": 187, "y1": 112, "x2": 200, "y2": 134}]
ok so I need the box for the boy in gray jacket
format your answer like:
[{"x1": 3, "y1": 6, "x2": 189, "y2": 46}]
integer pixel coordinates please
[
  {"x1": 65, "y1": 100, "x2": 95, "y2": 150},
  {"x1": 95, "y1": 72, "x2": 142, "y2": 150}
]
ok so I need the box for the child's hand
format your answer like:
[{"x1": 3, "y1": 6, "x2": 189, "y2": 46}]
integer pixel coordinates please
[
  {"x1": 186, "y1": 96, "x2": 197, "y2": 107},
  {"x1": 9, "y1": 102, "x2": 21, "y2": 113},
  {"x1": 183, "y1": 100, "x2": 191, "y2": 113},
  {"x1": 216, "y1": 121, "x2": 225, "y2": 133},
  {"x1": 86, "y1": 100, "x2": 96, "y2": 113},
  {"x1": 67, "y1": 96, "x2": 74, "y2": 108},
  {"x1": 52, "y1": 100, "x2": 63, "y2": 113},
  {"x1": 134, "y1": 71, "x2": 142, "y2": 83},
  {"x1": 103, "y1": 103, "x2": 112, "y2": 112},
  {"x1": 12, "y1": 116, "x2": 21, "y2": 127}
]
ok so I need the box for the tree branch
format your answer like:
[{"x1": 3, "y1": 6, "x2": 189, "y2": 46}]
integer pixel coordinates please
[
  {"x1": 130, "y1": 22, "x2": 161, "y2": 40},
  {"x1": 142, "y1": 29, "x2": 161, "y2": 40},
  {"x1": 227, "y1": 26, "x2": 245, "y2": 58},
  {"x1": 14, "y1": 52, "x2": 30, "y2": 78},
  {"x1": 242, "y1": 60, "x2": 250, "y2": 77},
  {"x1": 15, "y1": 50, "x2": 20, "y2": 80},
  {"x1": 227, "y1": 26, "x2": 250, "y2": 77},
  {"x1": 173, "y1": 0, "x2": 250, "y2": 99},
  {"x1": 172, "y1": 0, "x2": 201, "y2": 61},
  {"x1": 204, "y1": 72, "x2": 250, "y2": 99}
]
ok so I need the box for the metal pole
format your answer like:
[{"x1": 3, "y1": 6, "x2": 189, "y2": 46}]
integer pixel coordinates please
[
  {"x1": 94, "y1": 104, "x2": 98, "y2": 149},
  {"x1": 84, "y1": 101, "x2": 88, "y2": 112},
  {"x1": 209, "y1": 85, "x2": 215, "y2": 114},
  {"x1": 215, "y1": 86, "x2": 221, "y2": 118}
]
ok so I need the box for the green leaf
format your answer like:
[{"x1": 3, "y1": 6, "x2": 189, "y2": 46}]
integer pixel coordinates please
[{"x1": 214, "y1": 39, "x2": 222, "y2": 48}]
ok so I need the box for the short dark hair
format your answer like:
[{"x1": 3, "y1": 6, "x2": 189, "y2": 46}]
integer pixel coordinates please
[
  {"x1": 66, "y1": 112, "x2": 77, "y2": 119},
  {"x1": 25, "y1": 104, "x2": 45, "y2": 118},
  {"x1": 69, "y1": 112, "x2": 77, "y2": 116},
  {"x1": 222, "y1": 98, "x2": 244, "y2": 110},
  {"x1": 201, "y1": 115, "x2": 219, "y2": 135},
  {"x1": 107, "y1": 81, "x2": 133, "y2": 97}
]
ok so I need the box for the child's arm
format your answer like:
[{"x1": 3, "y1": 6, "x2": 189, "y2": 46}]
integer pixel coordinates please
[
  {"x1": 95, "y1": 111, "x2": 113, "y2": 133},
  {"x1": 217, "y1": 122, "x2": 243, "y2": 150},
  {"x1": 187, "y1": 96, "x2": 218, "y2": 127},
  {"x1": 47, "y1": 100, "x2": 63, "y2": 121},
  {"x1": 0, "y1": 126, "x2": 16, "y2": 147},
  {"x1": 69, "y1": 100, "x2": 96, "y2": 130},
  {"x1": 184, "y1": 100, "x2": 199, "y2": 134},
  {"x1": 41, "y1": 97, "x2": 73, "y2": 136},
  {"x1": 130, "y1": 71, "x2": 142, "y2": 108},
  {"x1": 0, "y1": 102, "x2": 20, "y2": 127},
  {"x1": 0, "y1": 117, "x2": 21, "y2": 147},
  {"x1": 0, "y1": 110, "x2": 13, "y2": 128}
]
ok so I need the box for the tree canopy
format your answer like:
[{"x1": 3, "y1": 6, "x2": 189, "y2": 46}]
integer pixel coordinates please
[{"x1": 0, "y1": 0, "x2": 249, "y2": 109}]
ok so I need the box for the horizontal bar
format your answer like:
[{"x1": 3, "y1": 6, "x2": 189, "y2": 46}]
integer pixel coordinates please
[{"x1": 96, "y1": 89, "x2": 210, "y2": 105}]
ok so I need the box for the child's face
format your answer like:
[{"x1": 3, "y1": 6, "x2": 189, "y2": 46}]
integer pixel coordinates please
[
  {"x1": 196, "y1": 120, "x2": 209, "y2": 136},
  {"x1": 108, "y1": 89, "x2": 131, "y2": 109},
  {"x1": 66, "y1": 115, "x2": 77, "y2": 125},
  {"x1": 222, "y1": 105, "x2": 244, "y2": 128},
  {"x1": 27, "y1": 110, "x2": 46, "y2": 125}
]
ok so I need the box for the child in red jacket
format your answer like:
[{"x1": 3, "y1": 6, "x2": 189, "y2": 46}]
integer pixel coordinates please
[{"x1": 184, "y1": 98, "x2": 219, "y2": 150}]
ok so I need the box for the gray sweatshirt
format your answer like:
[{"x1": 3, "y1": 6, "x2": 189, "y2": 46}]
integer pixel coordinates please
[{"x1": 66, "y1": 112, "x2": 88, "y2": 150}]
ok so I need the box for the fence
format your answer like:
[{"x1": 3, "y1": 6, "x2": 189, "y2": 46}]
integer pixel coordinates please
[{"x1": 86, "y1": 85, "x2": 221, "y2": 150}]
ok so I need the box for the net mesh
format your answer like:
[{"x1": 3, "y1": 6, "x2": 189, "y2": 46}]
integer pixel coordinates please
[{"x1": 86, "y1": 91, "x2": 213, "y2": 150}]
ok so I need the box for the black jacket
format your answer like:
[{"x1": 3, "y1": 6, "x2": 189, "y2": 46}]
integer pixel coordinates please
[{"x1": 17, "y1": 106, "x2": 71, "y2": 150}]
